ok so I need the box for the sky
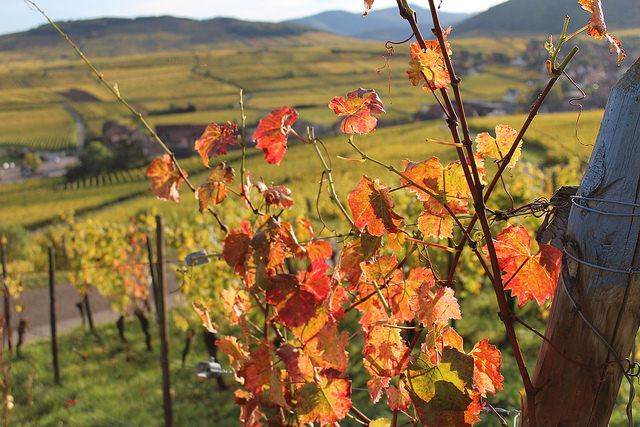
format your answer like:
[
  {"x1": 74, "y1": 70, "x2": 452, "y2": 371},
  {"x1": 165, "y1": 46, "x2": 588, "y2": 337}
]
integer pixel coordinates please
[{"x1": 2, "y1": 0, "x2": 508, "y2": 36}]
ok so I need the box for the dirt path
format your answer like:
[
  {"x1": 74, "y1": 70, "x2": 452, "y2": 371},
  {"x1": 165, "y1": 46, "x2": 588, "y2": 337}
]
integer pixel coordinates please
[{"x1": 6, "y1": 275, "x2": 183, "y2": 345}]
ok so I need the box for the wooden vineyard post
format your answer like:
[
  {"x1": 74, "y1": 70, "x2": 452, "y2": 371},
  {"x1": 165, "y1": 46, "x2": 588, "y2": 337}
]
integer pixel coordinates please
[
  {"x1": 48, "y1": 247, "x2": 60, "y2": 385},
  {"x1": 154, "y1": 215, "x2": 172, "y2": 427},
  {"x1": 524, "y1": 58, "x2": 640, "y2": 426},
  {"x1": 0, "y1": 236, "x2": 11, "y2": 352}
]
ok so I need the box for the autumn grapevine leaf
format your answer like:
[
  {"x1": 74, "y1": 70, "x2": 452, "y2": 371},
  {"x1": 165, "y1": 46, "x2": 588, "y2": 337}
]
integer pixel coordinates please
[
  {"x1": 329, "y1": 88, "x2": 385, "y2": 135},
  {"x1": 253, "y1": 106, "x2": 298, "y2": 165},
  {"x1": 145, "y1": 154, "x2": 188, "y2": 202},
  {"x1": 486, "y1": 224, "x2": 562, "y2": 307},
  {"x1": 196, "y1": 161, "x2": 235, "y2": 213},
  {"x1": 578, "y1": 0, "x2": 625, "y2": 64},
  {"x1": 347, "y1": 175, "x2": 403, "y2": 236},
  {"x1": 406, "y1": 28, "x2": 452, "y2": 93},
  {"x1": 363, "y1": 0, "x2": 374, "y2": 16},
  {"x1": 476, "y1": 124, "x2": 522, "y2": 168},
  {"x1": 194, "y1": 121, "x2": 239, "y2": 167}
]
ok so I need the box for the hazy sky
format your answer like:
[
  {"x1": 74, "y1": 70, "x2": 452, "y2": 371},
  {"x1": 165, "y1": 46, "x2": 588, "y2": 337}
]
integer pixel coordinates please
[{"x1": 3, "y1": 0, "x2": 508, "y2": 36}]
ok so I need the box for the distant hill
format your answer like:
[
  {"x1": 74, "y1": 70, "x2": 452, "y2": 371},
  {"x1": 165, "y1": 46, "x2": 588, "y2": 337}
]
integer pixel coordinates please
[
  {"x1": 0, "y1": 16, "x2": 346, "y2": 59},
  {"x1": 287, "y1": 6, "x2": 474, "y2": 41},
  {"x1": 455, "y1": 0, "x2": 640, "y2": 37}
]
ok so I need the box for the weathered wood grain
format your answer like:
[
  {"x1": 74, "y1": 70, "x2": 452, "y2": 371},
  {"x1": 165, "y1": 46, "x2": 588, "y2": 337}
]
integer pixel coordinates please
[{"x1": 525, "y1": 57, "x2": 640, "y2": 426}]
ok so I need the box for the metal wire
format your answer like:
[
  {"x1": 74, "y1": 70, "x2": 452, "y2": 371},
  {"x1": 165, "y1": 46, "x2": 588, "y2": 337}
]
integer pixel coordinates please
[
  {"x1": 563, "y1": 250, "x2": 640, "y2": 276},
  {"x1": 571, "y1": 195, "x2": 640, "y2": 217}
]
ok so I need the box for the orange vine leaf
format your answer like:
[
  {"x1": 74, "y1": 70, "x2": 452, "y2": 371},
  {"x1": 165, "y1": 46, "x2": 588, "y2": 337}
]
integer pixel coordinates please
[
  {"x1": 194, "y1": 121, "x2": 238, "y2": 167},
  {"x1": 222, "y1": 222, "x2": 253, "y2": 275},
  {"x1": 470, "y1": 338, "x2": 504, "y2": 398},
  {"x1": 329, "y1": 88, "x2": 385, "y2": 134},
  {"x1": 348, "y1": 175, "x2": 404, "y2": 236},
  {"x1": 363, "y1": 323, "x2": 409, "y2": 378},
  {"x1": 487, "y1": 224, "x2": 562, "y2": 307},
  {"x1": 579, "y1": 0, "x2": 625, "y2": 64},
  {"x1": 476, "y1": 124, "x2": 521, "y2": 168},
  {"x1": 412, "y1": 284, "x2": 461, "y2": 327},
  {"x1": 196, "y1": 161, "x2": 235, "y2": 212},
  {"x1": 401, "y1": 157, "x2": 477, "y2": 239},
  {"x1": 406, "y1": 30, "x2": 452, "y2": 93},
  {"x1": 296, "y1": 370, "x2": 352, "y2": 425},
  {"x1": 253, "y1": 106, "x2": 298, "y2": 165},
  {"x1": 145, "y1": 154, "x2": 187, "y2": 202}
]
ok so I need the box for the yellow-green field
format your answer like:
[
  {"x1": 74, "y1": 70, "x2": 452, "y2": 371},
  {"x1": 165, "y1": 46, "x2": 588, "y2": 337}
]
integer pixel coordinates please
[
  {"x1": 0, "y1": 106, "x2": 602, "y2": 230},
  {"x1": 1, "y1": 35, "x2": 555, "y2": 153}
]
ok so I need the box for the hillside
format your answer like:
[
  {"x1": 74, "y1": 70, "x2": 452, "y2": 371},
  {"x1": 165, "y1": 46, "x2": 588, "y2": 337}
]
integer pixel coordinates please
[
  {"x1": 455, "y1": 0, "x2": 640, "y2": 37},
  {"x1": 286, "y1": 6, "x2": 473, "y2": 41},
  {"x1": 0, "y1": 16, "x2": 347, "y2": 59}
]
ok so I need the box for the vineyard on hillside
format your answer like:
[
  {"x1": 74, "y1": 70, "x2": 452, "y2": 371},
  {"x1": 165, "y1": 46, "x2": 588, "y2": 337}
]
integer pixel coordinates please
[{"x1": 1, "y1": 0, "x2": 639, "y2": 426}]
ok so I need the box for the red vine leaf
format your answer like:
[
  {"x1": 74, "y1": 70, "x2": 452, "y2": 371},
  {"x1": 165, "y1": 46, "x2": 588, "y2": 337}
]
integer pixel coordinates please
[
  {"x1": 296, "y1": 370, "x2": 352, "y2": 425},
  {"x1": 297, "y1": 218, "x2": 333, "y2": 262},
  {"x1": 470, "y1": 338, "x2": 504, "y2": 397},
  {"x1": 476, "y1": 124, "x2": 521, "y2": 168},
  {"x1": 348, "y1": 175, "x2": 404, "y2": 236},
  {"x1": 487, "y1": 224, "x2": 562, "y2": 307},
  {"x1": 146, "y1": 154, "x2": 187, "y2": 202},
  {"x1": 222, "y1": 222, "x2": 253, "y2": 275},
  {"x1": 329, "y1": 88, "x2": 385, "y2": 134},
  {"x1": 194, "y1": 121, "x2": 238, "y2": 167},
  {"x1": 196, "y1": 161, "x2": 235, "y2": 213},
  {"x1": 238, "y1": 342, "x2": 272, "y2": 395},
  {"x1": 253, "y1": 106, "x2": 298, "y2": 165},
  {"x1": 255, "y1": 181, "x2": 294, "y2": 209},
  {"x1": 579, "y1": 0, "x2": 625, "y2": 64}
]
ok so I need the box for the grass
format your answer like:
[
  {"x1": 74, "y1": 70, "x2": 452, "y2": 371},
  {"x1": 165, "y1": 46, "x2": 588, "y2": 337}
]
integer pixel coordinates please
[{"x1": 9, "y1": 313, "x2": 240, "y2": 426}]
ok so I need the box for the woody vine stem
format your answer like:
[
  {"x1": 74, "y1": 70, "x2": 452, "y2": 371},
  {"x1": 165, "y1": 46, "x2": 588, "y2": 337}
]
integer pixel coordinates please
[{"x1": 395, "y1": 0, "x2": 580, "y2": 424}]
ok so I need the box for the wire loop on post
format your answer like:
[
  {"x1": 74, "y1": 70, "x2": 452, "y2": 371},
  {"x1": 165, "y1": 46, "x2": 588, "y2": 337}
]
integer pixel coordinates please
[
  {"x1": 563, "y1": 250, "x2": 640, "y2": 275},
  {"x1": 571, "y1": 195, "x2": 640, "y2": 216}
]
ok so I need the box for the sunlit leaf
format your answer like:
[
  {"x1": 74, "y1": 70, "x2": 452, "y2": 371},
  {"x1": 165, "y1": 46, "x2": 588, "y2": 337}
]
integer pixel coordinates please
[
  {"x1": 348, "y1": 175, "x2": 403, "y2": 236},
  {"x1": 255, "y1": 181, "x2": 294, "y2": 209},
  {"x1": 196, "y1": 161, "x2": 235, "y2": 212},
  {"x1": 406, "y1": 32, "x2": 452, "y2": 93},
  {"x1": 296, "y1": 370, "x2": 352, "y2": 425},
  {"x1": 329, "y1": 88, "x2": 385, "y2": 134},
  {"x1": 487, "y1": 224, "x2": 562, "y2": 307},
  {"x1": 192, "y1": 302, "x2": 217, "y2": 333},
  {"x1": 579, "y1": 0, "x2": 625, "y2": 64},
  {"x1": 222, "y1": 222, "x2": 253, "y2": 274},
  {"x1": 194, "y1": 121, "x2": 238, "y2": 167},
  {"x1": 253, "y1": 106, "x2": 298, "y2": 165},
  {"x1": 470, "y1": 338, "x2": 504, "y2": 397},
  {"x1": 406, "y1": 347, "x2": 480, "y2": 426},
  {"x1": 476, "y1": 124, "x2": 521, "y2": 168},
  {"x1": 363, "y1": 323, "x2": 409, "y2": 378},
  {"x1": 146, "y1": 154, "x2": 187, "y2": 202}
]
